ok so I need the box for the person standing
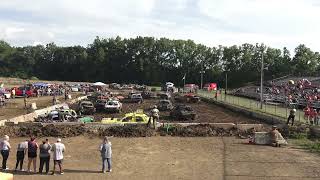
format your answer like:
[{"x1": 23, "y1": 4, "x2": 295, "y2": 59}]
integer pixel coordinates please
[
  {"x1": 0, "y1": 135, "x2": 11, "y2": 170},
  {"x1": 27, "y1": 137, "x2": 39, "y2": 173},
  {"x1": 39, "y1": 139, "x2": 51, "y2": 174},
  {"x1": 51, "y1": 138, "x2": 65, "y2": 175},
  {"x1": 148, "y1": 105, "x2": 159, "y2": 129},
  {"x1": 52, "y1": 94, "x2": 57, "y2": 105},
  {"x1": 270, "y1": 126, "x2": 281, "y2": 147},
  {"x1": 15, "y1": 140, "x2": 28, "y2": 171},
  {"x1": 11, "y1": 88, "x2": 15, "y2": 99},
  {"x1": 287, "y1": 108, "x2": 296, "y2": 126},
  {"x1": 24, "y1": 94, "x2": 27, "y2": 109},
  {"x1": 99, "y1": 136, "x2": 112, "y2": 173}
]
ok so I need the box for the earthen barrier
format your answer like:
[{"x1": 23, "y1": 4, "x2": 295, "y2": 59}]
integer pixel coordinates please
[{"x1": 201, "y1": 97, "x2": 285, "y2": 125}]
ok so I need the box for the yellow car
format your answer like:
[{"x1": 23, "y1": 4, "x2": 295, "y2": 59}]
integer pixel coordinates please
[{"x1": 101, "y1": 109, "x2": 150, "y2": 124}]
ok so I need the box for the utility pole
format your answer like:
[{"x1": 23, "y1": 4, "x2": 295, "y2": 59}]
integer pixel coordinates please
[
  {"x1": 260, "y1": 49, "x2": 264, "y2": 109},
  {"x1": 225, "y1": 72, "x2": 227, "y2": 101},
  {"x1": 200, "y1": 70, "x2": 205, "y2": 89}
]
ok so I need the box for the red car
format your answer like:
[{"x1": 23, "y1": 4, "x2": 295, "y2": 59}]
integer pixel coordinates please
[
  {"x1": 13, "y1": 87, "x2": 35, "y2": 97},
  {"x1": 204, "y1": 83, "x2": 217, "y2": 91}
]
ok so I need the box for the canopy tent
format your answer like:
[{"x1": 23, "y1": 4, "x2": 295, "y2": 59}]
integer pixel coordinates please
[
  {"x1": 93, "y1": 82, "x2": 107, "y2": 86},
  {"x1": 32, "y1": 82, "x2": 49, "y2": 87}
]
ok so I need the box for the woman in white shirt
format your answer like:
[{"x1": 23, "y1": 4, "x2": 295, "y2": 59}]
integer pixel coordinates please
[{"x1": 1, "y1": 135, "x2": 11, "y2": 170}]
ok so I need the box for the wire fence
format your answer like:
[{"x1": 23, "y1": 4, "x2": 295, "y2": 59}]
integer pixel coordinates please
[{"x1": 197, "y1": 90, "x2": 312, "y2": 125}]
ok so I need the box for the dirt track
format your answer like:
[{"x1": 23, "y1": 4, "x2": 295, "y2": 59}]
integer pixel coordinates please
[
  {"x1": 93, "y1": 99, "x2": 260, "y2": 124},
  {"x1": 4, "y1": 136, "x2": 320, "y2": 180},
  {"x1": 0, "y1": 93, "x2": 82, "y2": 120}
]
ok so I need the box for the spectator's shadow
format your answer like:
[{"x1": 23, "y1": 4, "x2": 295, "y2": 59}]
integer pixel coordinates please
[{"x1": 64, "y1": 169, "x2": 101, "y2": 174}]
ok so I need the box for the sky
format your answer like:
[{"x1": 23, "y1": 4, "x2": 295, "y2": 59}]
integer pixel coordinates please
[{"x1": 0, "y1": 0, "x2": 320, "y2": 53}]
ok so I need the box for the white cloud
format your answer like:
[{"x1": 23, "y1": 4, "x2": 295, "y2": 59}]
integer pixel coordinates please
[{"x1": 0, "y1": 0, "x2": 319, "y2": 53}]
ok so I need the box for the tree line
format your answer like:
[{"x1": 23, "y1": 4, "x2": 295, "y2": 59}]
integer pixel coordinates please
[{"x1": 0, "y1": 36, "x2": 319, "y2": 88}]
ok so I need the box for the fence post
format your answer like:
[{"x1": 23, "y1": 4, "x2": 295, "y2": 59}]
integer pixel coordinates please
[
  {"x1": 275, "y1": 104, "x2": 276, "y2": 115},
  {"x1": 298, "y1": 110, "x2": 301, "y2": 122}
]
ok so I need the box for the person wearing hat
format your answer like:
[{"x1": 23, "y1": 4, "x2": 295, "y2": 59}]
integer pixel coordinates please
[
  {"x1": 51, "y1": 138, "x2": 65, "y2": 175},
  {"x1": 148, "y1": 105, "x2": 159, "y2": 129},
  {"x1": 99, "y1": 136, "x2": 112, "y2": 173},
  {"x1": 0, "y1": 135, "x2": 11, "y2": 170},
  {"x1": 287, "y1": 108, "x2": 296, "y2": 126}
]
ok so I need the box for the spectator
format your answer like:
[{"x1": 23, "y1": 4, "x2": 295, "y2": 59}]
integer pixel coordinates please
[
  {"x1": 15, "y1": 140, "x2": 28, "y2": 171},
  {"x1": 100, "y1": 136, "x2": 112, "y2": 173},
  {"x1": 51, "y1": 138, "x2": 65, "y2": 175},
  {"x1": 27, "y1": 136, "x2": 39, "y2": 173},
  {"x1": 287, "y1": 108, "x2": 296, "y2": 126},
  {"x1": 0, "y1": 135, "x2": 11, "y2": 170},
  {"x1": 148, "y1": 105, "x2": 159, "y2": 129},
  {"x1": 39, "y1": 139, "x2": 51, "y2": 174},
  {"x1": 11, "y1": 88, "x2": 15, "y2": 98}
]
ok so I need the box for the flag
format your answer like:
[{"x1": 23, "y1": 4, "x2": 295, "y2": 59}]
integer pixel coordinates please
[{"x1": 182, "y1": 74, "x2": 186, "y2": 81}]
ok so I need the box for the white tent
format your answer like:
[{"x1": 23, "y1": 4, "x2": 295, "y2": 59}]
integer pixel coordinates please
[{"x1": 93, "y1": 82, "x2": 106, "y2": 86}]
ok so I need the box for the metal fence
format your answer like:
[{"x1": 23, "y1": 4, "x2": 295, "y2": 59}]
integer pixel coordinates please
[{"x1": 197, "y1": 90, "x2": 312, "y2": 125}]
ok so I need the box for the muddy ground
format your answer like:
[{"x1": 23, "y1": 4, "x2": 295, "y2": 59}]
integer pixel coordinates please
[
  {"x1": 4, "y1": 136, "x2": 320, "y2": 180},
  {"x1": 93, "y1": 98, "x2": 260, "y2": 124},
  {"x1": 0, "y1": 92, "x2": 82, "y2": 120}
]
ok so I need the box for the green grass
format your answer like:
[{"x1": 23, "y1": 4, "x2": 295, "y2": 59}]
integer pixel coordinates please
[
  {"x1": 290, "y1": 137, "x2": 320, "y2": 153},
  {"x1": 198, "y1": 90, "x2": 308, "y2": 124}
]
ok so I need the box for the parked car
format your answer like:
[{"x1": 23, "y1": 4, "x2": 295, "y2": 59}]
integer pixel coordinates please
[
  {"x1": 142, "y1": 91, "x2": 157, "y2": 99},
  {"x1": 170, "y1": 105, "x2": 196, "y2": 120},
  {"x1": 174, "y1": 93, "x2": 200, "y2": 103},
  {"x1": 158, "y1": 92, "x2": 171, "y2": 100},
  {"x1": 203, "y1": 83, "x2": 217, "y2": 91},
  {"x1": 157, "y1": 100, "x2": 174, "y2": 111},
  {"x1": 123, "y1": 93, "x2": 143, "y2": 103},
  {"x1": 35, "y1": 108, "x2": 78, "y2": 123},
  {"x1": 78, "y1": 116, "x2": 94, "y2": 123},
  {"x1": 95, "y1": 99, "x2": 108, "y2": 111},
  {"x1": 13, "y1": 86, "x2": 34, "y2": 97},
  {"x1": 0, "y1": 88, "x2": 11, "y2": 99},
  {"x1": 77, "y1": 101, "x2": 96, "y2": 115},
  {"x1": 105, "y1": 100, "x2": 122, "y2": 113},
  {"x1": 101, "y1": 110, "x2": 149, "y2": 124}
]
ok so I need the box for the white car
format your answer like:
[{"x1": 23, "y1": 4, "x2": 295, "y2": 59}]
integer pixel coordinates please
[
  {"x1": 71, "y1": 87, "x2": 79, "y2": 92},
  {"x1": 166, "y1": 82, "x2": 174, "y2": 88},
  {"x1": 0, "y1": 89, "x2": 11, "y2": 99},
  {"x1": 105, "y1": 100, "x2": 122, "y2": 113}
]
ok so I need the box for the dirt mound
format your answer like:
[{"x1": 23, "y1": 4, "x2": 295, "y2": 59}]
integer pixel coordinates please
[
  {"x1": 98, "y1": 124, "x2": 154, "y2": 137},
  {"x1": 159, "y1": 124, "x2": 238, "y2": 137},
  {"x1": 0, "y1": 124, "x2": 87, "y2": 138}
]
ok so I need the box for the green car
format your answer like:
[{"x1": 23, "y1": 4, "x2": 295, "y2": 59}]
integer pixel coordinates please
[{"x1": 78, "y1": 116, "x2": 94, "y2": 123}]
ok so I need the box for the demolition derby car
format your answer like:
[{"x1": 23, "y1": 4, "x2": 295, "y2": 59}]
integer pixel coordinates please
[
  {"x1": 105, "y1": 100, "x2": 122, "y2": 113},
  {"x1": 157, "y1": 99, "x2": 174, "y2": 111},
  {"x1": 101, "y1": 110, "x2": 149, "y2": 124},
  {"x1": 77, "y1": 101, "x2": 96, "y2": 115},
  {"x1": 170, "y1": 104, "x2": 196, "y2": 120}
]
